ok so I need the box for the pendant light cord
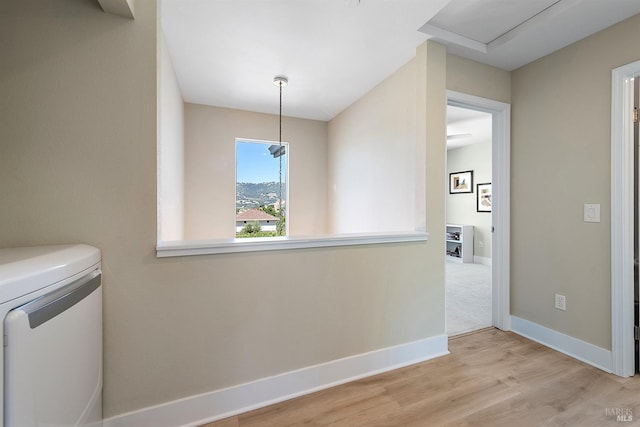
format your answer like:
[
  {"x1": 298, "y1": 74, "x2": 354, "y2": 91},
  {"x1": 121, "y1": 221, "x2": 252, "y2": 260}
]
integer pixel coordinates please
[
  {"x1": 273, "y1": 75, "x2": 287, "y2": 236},
  {"x1": 278, "y1": 82, "x2": 283, "y2": 235}
]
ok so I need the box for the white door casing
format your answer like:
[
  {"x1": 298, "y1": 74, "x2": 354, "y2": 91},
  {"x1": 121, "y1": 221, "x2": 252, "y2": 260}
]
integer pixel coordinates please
[
  {"x1": 611, "y1": 60, "x2": 640, "y2": 377},
  {"x1": 447, "y1": 90, "x2": 511, "y2": 331}
]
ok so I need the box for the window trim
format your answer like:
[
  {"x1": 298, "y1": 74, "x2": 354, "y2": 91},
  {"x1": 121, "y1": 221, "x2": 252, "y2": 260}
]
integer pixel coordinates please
[{"x1": 156, "y1": 231, "x2": 428, "y2": 257}]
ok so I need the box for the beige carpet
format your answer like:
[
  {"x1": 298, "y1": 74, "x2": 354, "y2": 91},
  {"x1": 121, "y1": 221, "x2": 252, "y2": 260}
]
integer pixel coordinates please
[{"x1": 446, "y1": 260, "x2": 492, "y2": 336}]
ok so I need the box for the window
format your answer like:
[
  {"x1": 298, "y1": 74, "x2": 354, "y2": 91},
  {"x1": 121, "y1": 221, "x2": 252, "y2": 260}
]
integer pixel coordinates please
[{"x1": 235, "y1": 139, "x2": 288, "y2": 238}]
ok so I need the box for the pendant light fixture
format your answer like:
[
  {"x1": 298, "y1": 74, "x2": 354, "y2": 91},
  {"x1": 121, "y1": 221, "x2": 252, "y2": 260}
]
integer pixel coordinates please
[{"x1": 273, "y1": 76, "x2": 288, "y2": 236}]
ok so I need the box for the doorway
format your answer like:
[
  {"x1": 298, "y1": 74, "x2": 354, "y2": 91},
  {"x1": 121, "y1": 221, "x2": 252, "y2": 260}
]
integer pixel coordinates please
[
  {"x1": 445, "y1": 105, "x2": 493, "y2": 336},
  {"x1": 634, "y1": 77, "x2": 639, "y2": 372},
  {"x1": 446, "y1": 90, "x2": 511, "y2": 333},
  {"x1": 611, "y1": 60, "x2": 640, "y2": 377}
]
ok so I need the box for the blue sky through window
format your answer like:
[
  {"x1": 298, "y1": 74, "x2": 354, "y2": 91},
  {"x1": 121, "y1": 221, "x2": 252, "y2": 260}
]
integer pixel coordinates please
[{"x1": 236, "y1": 140, "x2": 287, "y2": 183}]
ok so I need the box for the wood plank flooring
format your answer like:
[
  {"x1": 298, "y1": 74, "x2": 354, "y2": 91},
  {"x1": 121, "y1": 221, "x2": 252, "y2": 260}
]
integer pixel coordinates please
[{"x1": 201, "y1": 329, "x2": 640, "y2": 426}]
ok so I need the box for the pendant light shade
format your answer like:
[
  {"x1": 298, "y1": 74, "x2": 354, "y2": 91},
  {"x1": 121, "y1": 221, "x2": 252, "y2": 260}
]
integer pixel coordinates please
[{"x1": 273, "y1": 76, "x2": 288, "y2": 88}]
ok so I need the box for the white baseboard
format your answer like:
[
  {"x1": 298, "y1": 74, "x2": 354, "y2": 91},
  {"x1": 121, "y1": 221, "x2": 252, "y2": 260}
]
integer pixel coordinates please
[
  {"x1": 510, "y1": 316, "x2": 612, "y2": 373},
  {"x1": 103, "y1": 334, "x2": 448, "y2": 427},
  {"x1": 473, "y1": 256, "x2": 492, "y2": 266}
]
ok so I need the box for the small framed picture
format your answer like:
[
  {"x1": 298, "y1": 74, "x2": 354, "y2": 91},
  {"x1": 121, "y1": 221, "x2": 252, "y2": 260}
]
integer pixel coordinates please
[
  {"x1": 449, "y1": 170, "x2": 473, "y2": 194},
  {"x1": 477, "y1": 182, "x2": 492, "y2": 212}
]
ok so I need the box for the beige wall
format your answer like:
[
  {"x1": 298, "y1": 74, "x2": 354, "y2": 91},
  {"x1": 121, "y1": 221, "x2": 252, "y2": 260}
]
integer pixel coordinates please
[
  {"x1": 447, "y1": 137, "x2": 492, "y2": 259},
  {"x1": 328, "y1": 54, "x2": 421, "y2": 233},
  {"x1": 446, "y1": 54, "x2": 511, "y2": 104},
  {"x1": 422, "y1": 41, "x2": 448, "y2": 264},
  {"x1": 184, "y1": 104, "x2": 328, "y2": 239},
  {"x1": 158, "y1": 31, "x2": 185, "y2": 241},
  {"x1": 0, "y1": 1, "x2": 447, "y2": 418},
  {"x1": 511, "y1": 12, "x2": 640, "y2": 350},
  {"x1": 0, "y1": 0, "x2": 158, "y2": 415}
]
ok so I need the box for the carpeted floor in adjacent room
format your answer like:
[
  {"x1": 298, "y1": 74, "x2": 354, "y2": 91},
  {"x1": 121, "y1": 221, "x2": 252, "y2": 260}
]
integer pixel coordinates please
[{"x1": 446, "y1": 260, "x2": 492, "y2": 336}]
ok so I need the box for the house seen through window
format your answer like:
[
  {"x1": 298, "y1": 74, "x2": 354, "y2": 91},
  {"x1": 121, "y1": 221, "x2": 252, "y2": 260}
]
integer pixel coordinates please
[{"x1": 235, "y1": 139, "x2": 288, "y2": 238}]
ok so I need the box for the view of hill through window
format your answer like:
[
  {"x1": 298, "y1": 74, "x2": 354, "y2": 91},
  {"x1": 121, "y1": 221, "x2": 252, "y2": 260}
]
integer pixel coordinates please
[{"x1": 235, "y1": 140, "x2": 287, "y2": 238}]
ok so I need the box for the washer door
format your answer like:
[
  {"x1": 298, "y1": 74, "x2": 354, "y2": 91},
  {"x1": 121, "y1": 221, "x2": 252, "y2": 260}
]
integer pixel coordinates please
[{"x1": 4, "y1": 271, "x2": 102, "y2": 427}]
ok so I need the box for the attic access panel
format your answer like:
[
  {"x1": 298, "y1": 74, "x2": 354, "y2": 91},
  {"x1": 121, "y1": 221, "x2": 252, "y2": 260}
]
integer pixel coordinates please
[{"x1": 427, "y1": 0, "x2": 560, "y2": 44}]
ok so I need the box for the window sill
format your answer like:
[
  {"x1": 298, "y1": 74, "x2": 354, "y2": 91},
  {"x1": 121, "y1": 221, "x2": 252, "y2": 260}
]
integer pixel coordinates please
[{"x1": 156, "y1": 231, "x2": 429, "y2": 257}]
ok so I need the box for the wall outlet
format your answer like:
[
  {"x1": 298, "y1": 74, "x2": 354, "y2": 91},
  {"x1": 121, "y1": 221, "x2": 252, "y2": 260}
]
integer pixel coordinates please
[
  {"x1": 555, "y1": 294, "x2": 566, "y2": 311},
  {"x1": 479, "y1": 241, "x2": 484, "y2": 248}
]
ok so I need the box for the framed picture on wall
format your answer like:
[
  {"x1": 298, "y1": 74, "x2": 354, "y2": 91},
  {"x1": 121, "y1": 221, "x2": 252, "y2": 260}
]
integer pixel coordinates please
[
  {"x1": 449, "y1": 170, "x2": 473, "y2": 194},
  {"x1": 477, "y1": 182, "x2": 492, "y2": 212}
]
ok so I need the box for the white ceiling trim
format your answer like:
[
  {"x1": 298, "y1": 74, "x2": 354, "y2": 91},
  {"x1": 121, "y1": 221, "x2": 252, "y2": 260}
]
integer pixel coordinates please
[
  {"x1": 421, "y1": 0, "x2": 582, "y2": 55},
  {"x1": 420, "y1": 0, "x2": 640, "y2": 70},
  {"x1": 418, "y1": 23, "x2": 487, "y2": 53}
]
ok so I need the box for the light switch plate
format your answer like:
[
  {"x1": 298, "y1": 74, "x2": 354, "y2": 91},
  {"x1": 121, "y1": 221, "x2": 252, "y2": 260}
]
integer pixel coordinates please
[{"x1": 584, "y1": 204, "x2": 600, "y2": 223}]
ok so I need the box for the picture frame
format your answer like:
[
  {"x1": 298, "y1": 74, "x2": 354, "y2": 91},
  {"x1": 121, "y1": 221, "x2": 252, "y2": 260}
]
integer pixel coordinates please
[
  {"x1": 476, "y1": 182, "x2": 492, "y2": 212},
  {"x1": 449, "y1": 170, "x2": 473, "y2": 194}
]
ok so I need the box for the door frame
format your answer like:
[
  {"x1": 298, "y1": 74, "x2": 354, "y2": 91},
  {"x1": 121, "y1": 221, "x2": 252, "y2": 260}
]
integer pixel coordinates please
[
  {"x1": 447, "y1": 90, "x2": 511, "y2": 331},
  {"x1": 611, "y1": 60, "x2": 640, "y2": 377}
]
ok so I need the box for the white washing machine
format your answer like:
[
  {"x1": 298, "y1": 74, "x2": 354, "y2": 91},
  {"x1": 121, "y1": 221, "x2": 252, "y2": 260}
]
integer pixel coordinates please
[{"x1": 0, "y1": 244, "x2": 102, "y2": 427}]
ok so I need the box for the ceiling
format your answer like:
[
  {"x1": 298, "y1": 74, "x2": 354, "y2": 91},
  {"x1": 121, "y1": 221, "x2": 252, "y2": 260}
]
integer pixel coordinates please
[
  {"x1": 161, "y1": 0, "x2": 640, "y2": 122},
  {"x1": 446, "y1": 106, "x2": 491, "y2": 150}
]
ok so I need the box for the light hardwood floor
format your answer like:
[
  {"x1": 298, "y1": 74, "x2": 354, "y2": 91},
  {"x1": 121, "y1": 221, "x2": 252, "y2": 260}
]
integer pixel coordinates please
[{"x1": 202, "y1": 329, "x2": 640, "y2": 426}]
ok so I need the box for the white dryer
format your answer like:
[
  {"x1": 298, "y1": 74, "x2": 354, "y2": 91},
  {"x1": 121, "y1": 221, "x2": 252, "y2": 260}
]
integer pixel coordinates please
[{"x1": 0, "y1": 244, "x2": 102, "y2": 427}]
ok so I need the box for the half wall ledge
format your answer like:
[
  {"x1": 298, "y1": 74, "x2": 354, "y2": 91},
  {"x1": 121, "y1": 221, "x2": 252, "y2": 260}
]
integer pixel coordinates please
[{"x1": 156, "y1": 232, "x2": 429, "y2": 257}]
